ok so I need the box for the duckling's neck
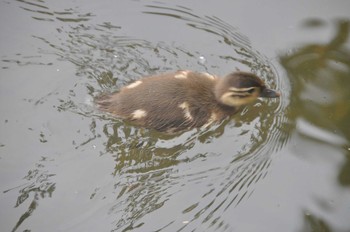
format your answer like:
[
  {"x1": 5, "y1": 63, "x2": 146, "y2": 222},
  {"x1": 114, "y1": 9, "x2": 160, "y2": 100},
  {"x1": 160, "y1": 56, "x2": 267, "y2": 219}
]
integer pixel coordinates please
[
  {"x1": 213, "y1": 100, "x2": 239, "y2": 121},
  {"x1": 214, "y1": 78, "x2": 241, "y2": 108}
]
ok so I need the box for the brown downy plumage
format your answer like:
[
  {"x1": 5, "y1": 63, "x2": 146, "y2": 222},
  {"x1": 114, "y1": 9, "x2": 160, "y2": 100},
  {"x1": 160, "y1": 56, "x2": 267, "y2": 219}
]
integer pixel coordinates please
[{"x1": 95, "y1": 70, "x2": 280, "y2": 133}]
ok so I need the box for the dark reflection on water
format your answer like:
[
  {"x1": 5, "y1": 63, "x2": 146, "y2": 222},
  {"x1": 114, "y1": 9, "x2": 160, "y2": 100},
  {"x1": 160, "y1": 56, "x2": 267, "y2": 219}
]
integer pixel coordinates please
[
  {"x1": 18, "y1": 0, "x2": 94, "y2": 22},
  {"x1": 280, "y1": 19, "x2": 350, "y2": 232},
  {"x1": 299, "y1": 211, "x2": 332, "y2": 232},
  {"x1": 2, "y1": 1, "x2": 290, "y2": 232},
  {"x1": 3, "y1": 156, "x2": 56, "y2": 232}
]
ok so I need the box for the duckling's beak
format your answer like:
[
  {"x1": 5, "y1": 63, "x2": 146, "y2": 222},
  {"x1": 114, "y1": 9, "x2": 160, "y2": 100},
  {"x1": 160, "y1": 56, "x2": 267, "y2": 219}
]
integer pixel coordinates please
[{"x1": 260, "y1": 88, "x2": 280, "y2": 98}]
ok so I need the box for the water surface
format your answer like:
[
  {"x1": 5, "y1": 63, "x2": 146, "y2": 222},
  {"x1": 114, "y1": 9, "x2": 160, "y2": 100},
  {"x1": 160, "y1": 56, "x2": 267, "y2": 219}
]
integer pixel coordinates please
[{"x1": 1, "y1": 0, "x2": 349, "y2": 232}]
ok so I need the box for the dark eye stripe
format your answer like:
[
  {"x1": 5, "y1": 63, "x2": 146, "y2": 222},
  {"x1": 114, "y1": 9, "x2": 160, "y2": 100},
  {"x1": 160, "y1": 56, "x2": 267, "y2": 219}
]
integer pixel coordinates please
[
  {"x1": 231, "y1": 92, "x2": 250, "y2": 96},
  {"x1": 232, "y1": 95, "x2": 248, "y2": 99},
  {"x1": 247, "y1": 88, "x2": 255, "y2": 93}
]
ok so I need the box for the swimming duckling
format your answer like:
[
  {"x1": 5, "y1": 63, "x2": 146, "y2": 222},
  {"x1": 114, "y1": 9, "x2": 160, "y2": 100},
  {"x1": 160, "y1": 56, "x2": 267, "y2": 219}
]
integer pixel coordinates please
[{"x1": 95, "y1": 70, "x2": 280, "y2": 133}]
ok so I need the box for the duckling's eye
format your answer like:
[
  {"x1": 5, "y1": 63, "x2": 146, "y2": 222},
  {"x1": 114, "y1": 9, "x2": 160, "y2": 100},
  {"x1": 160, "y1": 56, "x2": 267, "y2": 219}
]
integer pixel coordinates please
[{"x1": 247, "y1": 88, "x2": 255, "y2": 94}]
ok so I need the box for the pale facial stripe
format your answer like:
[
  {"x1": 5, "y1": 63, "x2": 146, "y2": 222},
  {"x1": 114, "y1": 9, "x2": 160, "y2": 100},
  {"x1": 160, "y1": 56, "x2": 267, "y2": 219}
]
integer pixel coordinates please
[
  {"x1": 220, "y1": 92, "x2": 257, "y2": 107},
  {"x1": 229, "y1": 87, "x2": 256, "y2": 92},
  {"x1": 228, "y1": 87, "x2": 256, "y2": 96}
]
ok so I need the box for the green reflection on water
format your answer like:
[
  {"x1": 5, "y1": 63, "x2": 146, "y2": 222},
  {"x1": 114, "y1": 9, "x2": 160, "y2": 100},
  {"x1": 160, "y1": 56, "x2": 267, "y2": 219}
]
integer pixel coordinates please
[
  {"x1": 280, "y1": 19, "x2": 350, "y2": 232},
  {"x1": 281, "y1": 20, "x2": 350, "y2": 143}
]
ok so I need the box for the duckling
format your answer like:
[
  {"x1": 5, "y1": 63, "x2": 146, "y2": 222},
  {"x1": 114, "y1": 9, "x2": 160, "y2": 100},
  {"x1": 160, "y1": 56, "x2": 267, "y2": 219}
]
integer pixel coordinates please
[{"x1": 95, "y1": 70, "x2": 280, "y2": 133}]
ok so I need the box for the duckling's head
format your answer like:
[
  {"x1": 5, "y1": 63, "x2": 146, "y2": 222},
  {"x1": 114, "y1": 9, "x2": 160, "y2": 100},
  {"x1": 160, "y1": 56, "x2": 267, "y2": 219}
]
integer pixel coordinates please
[{"x1": 215, "y1": 71, "x2": 280, "y2": 107}]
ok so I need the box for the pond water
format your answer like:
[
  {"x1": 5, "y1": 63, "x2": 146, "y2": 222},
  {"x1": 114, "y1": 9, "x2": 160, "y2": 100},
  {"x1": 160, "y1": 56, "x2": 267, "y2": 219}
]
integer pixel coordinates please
[{"x1": 1, "y1": 0, "x2": 350, "y2": 231}]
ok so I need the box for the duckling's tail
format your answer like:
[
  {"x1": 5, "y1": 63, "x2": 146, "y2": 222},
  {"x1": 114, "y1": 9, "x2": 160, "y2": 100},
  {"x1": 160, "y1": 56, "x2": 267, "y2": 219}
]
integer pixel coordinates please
[{"x1": 93, "y1": 93, "x2": 113, "y2": 112}]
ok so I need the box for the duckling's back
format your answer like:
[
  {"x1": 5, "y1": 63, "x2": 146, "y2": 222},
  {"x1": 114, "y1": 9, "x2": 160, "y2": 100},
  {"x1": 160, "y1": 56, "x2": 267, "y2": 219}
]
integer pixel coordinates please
[{"x1": 95, "y1": 71, "x2": 236, "y2": 132}]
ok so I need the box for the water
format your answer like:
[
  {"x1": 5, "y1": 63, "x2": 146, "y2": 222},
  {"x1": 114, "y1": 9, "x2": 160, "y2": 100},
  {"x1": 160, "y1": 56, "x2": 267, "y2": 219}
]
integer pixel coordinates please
[{"x1": 1, "y1": 0, "x2": 350, "y2": 232}]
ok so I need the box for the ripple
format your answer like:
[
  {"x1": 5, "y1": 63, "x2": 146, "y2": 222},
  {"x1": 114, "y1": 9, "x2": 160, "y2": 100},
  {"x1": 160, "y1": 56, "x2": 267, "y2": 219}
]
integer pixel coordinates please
[
  {"x1": 62, "y1": 4, "x2": 288, "y2": 231},
  {"x1": 3, "y1": 156, "x2": 56, "y2": 232},
  {"x1": 16, "y1": 0, "x2": 93, "y2": 22},
  {"x1": 6, "y1": 1, "x2": 290, "y2": 231}
]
